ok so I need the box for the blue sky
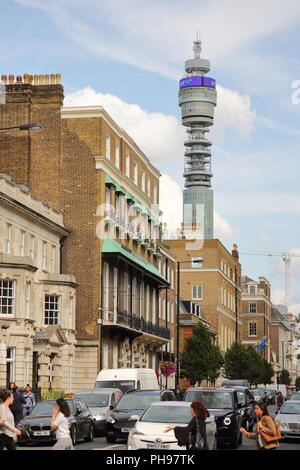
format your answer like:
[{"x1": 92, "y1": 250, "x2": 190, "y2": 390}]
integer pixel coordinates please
[{"x1": 1, "y1": 0, "x2": 300, "y2": 311}]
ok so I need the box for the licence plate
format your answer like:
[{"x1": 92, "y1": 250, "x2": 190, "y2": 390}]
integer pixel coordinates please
[
  {"x1": 33, "y1": 431, "x2": 50, "y2": 436},
  {"x1": 121, "y1": 428, "x2": 131, "y2": 433},
  {"x1": 146, "y1": 443, "x2": 170, "y2": 449}
]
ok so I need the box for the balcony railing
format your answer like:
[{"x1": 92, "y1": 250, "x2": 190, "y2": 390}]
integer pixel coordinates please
[{"x1": 116, "y1": 309, "x2": 171, "y2": 340}]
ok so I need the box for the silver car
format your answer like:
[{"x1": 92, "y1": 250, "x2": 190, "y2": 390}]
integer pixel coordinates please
[
  {"x1": 127, "y1": 401, "x2": 217, "y2": 450},
  {"x1": 75, "y1": 389, "x2": 123, "y2": 436},
  {"x1": 275, "y1": 400, "x2": 300, "y2": 439}
]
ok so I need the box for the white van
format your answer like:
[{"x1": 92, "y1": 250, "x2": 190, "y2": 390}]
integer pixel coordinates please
[{"x1": 94, "y1": 368, "x2": 159, "y2": 394}]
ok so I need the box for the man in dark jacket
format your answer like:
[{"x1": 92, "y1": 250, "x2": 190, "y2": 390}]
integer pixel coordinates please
[{"x1": 8, "y1": 383, "x2": 25, "y2": 425}]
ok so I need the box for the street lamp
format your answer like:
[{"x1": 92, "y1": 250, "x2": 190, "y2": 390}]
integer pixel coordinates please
[
  {"x1": 0, "y1": 123, "x2": 42, "y2": 132},
  {"x1": 176, "y1": 258, "x2": 202, "y2": 398}
]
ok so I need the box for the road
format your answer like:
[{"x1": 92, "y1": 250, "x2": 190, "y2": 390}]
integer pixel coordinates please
[{"x1": 16, "y1": 406, "x2": 300, "y2": 451}]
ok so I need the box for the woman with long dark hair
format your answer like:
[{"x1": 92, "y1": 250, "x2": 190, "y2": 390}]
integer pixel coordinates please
[
  {"x1": 7, "y1": 383, "x2": 25, "y2": 425},
  {"x1": 240, "y1": 403, "x2": 280, "y2": 450},
  {"x1": 164, "y1": 400, "x2": 209, "y2": 450},
  {"x1": 0, "y1": 390, "x2": 21, "y2": 450},
  {"x1": 50, "y1": 398, "x2": 73, "y2": 450}
]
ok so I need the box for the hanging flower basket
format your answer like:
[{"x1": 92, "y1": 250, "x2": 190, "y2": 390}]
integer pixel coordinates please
[{"x1": 160, "y1": 361, "x2": 176, "y2": 377}]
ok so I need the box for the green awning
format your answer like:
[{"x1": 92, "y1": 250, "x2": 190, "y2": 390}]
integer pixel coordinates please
[
  {"x1": 115, "y1": 184, "x2": 125, "y2": 195},
  {"x1": 105, "y1": 175, "x2": 116, "y2": 187},
  {"x1": 125, "y1": 191, "x2": 135, "y2": 202},
  {"x1": 102, "y1": 237, "x2": 168, "y2": 283}
]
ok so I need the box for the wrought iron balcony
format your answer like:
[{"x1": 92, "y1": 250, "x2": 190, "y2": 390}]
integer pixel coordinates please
[{"x1": 116, "y1": 309, "x2": 171, "y2": 340}]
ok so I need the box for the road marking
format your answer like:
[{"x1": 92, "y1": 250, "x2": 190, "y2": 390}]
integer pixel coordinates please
[{"x1": 92, "y1": 444, "x2": 125, "y2": 450}]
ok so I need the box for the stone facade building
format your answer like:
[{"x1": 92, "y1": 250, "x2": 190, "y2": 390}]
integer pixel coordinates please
[
  {"x1": 0, "y1": 74, "x2": 176, "y2": 390},
  {"x1": 240, "y1": 276, "x2": 272, "y2": 362},
  {"x1": 0, "y1": 173, "x2": 76, "y2": 390}
]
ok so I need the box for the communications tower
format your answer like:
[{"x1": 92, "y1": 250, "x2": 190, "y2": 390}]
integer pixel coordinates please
[{"x1": 178, "y1": 39, "x2": 217, "y2": 239}]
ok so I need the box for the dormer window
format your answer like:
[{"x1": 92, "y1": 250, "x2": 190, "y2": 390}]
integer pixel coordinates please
[{"x1": 249, "y1": 285, "x2": 257, "y2": 295}]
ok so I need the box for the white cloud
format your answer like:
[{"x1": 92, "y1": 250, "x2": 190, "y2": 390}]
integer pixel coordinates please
[
  {"x1": 259, "y1": 233, "x2": 276, "y2": 245},
  {"x1": 214, "y1": 212, "x2": 235, "y2": 240}
]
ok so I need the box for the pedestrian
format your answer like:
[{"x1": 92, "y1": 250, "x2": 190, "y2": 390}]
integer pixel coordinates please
[
  {"x1": 22, "y1": 384, "x2": 36, "y2": 417},
  {"x1": 164, "y1": 400, "x2": 209, "y2": 450},
  {"x1": 7, "y1": 382, "x2": 25, "y2": 425},
  {"x1": 240, "y1": 403, "x2": 280, "y2": 450},
  {"x1": 0, "y1": 390, "x2": 22, "y2": 450},
  {"x1": 276, "y1": 392, "x2": 284, "y2": 411},
  {"x1": 50, "y1": 398, "x2": 73, "y2": 450}
]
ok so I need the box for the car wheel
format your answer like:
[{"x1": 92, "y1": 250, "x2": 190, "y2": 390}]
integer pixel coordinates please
[
  {"x1": 106, "y1": 434, "x2": 116, "y2": 444},
  {"x1": 85, "y1": 423, "x2": 94, "y2": 442},
  {"x1": 71, "y1": 426, "x2": 78, "y2": 446}
]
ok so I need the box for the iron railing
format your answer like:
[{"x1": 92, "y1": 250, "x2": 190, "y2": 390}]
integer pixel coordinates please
[{"x1": 116, "y1": 309, "x2": 170, "y2": 340}]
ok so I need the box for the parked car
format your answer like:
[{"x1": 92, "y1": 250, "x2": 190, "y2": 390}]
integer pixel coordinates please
[
  {"x1": 106, "y1": 389, "x2": 176, "y2": 443},
  {"x1": 275, "y1": 400, "x2": 300, "y2": 439},
  {"x1": 74, "y1": 389, "x2": 123, "y2": 436},
  {"x1": 184, "y1": 387, "x2": 243, "y2": 449},
  {"x1": 221, "y1": 380, "x2": 250, "y2": 388},
  {"x1": 225, "y1": 386, "x2": 256, "y2": 432},
  {"x1": 127, "y1": 401, "x2": 217, "y2": 450},
  {"x1": 95, "y1": 368, "x2": 159, "y2": 394},
  {"x1": 17, "y1": 398, "x2": 94, "y2": 446},
  {"x1": 289, "y1": 391, "x2": 300, "y2": 401},
  {"x1": 251, "y1": 388, "x2": 265, "y2": 404}
]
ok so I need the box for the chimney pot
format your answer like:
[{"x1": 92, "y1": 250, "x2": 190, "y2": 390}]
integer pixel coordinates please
[
  {"x1": 1, "y1": 75, "x2": 7, "y2": 84},
  {"x1": 9, "y1": 74, "x2": 14, "y2": 85},
  {"x1": 16, "y1": 75, "x2": 23, "y2": 84},
  {"x1": 34, "y1": 75, "x2": 39, "y2": 85},
  {"x1": 45, "y1": 74, "x2": 49, "y2": 85},
  {"x1": 28, "y1": 74, "x2": 33, "y2": 84},
  {"x1": 23, "y1": 74, "x2": 29, "y2": 84},
  {"x1": 39, "y1": 74, "x2": 45, "y2": 85},
  {"x1": 50, "y1": 74, "x2": 55, "y2": 85},
  {"x1": 56, "y1": 73, "x2": 61, "y2": 84}
]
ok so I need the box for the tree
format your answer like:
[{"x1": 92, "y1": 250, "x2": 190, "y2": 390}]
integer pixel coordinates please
[
  {"x1": 295, "y1": 377, "x2": 300, "y2": 389},
  {"x1": 222, "y1": 342, "x2": 250, "y2": 380},
  {"x1": 181, "y1": 323, "x2": 223, "y2": 385},
  {"x1": 278, "y1": 369, "x2": 291, "y2": 385},
  {"x1": 259, "y1": 359, "x2": 274, "y2": 385}
]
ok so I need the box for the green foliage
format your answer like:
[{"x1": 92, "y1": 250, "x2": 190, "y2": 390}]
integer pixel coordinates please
[
  {"x1": 41, "y1": 389, "x2": 65, "y2": 400},
  {"x1": 181, "y1": 323, "x2": 223, "y2": 385},
  {"x1": 295, "y1": 377, "x2": 300, "y2": 389},
  {"x1": 223, "y1": 342, "x2": 274, "y2": 386},
  {"x1": 278, "y1": 369, "x2": 291, "y2": 385}
]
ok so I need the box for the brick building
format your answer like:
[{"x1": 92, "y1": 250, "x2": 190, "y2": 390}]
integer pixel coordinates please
[
  {"x1": 240, "y1": 276, "x2": 272, "y2": 362},
  {"x1": 165, "y1": 239, "x2": 242, "y2": 359},
  {"x1": 0, "y1": 74, "x2": 176, "y2": 390}
]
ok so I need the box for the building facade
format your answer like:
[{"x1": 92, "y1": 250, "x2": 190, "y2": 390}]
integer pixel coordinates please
[
  {"x1": 0, "y1": 173, "x2": 77, "y2": 390},
  {"x1": 240, "y1": 276, "x2": 272, "y2": 362},
  {"x1": 0, "y1": 74, "x2": 176, "y2": 390},
  {"x1": 165, "y1": 239, "x2": 242, "y2": 361}
]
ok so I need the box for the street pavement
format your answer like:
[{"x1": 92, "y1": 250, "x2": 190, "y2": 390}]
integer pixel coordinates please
[{"x1": 16, "y1": 406, "x2": 300, "y2": 451}]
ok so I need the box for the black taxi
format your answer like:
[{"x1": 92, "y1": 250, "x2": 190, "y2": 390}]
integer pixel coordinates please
[{"x1": 184, "y1": 387, "x2": 243, "y2": 449}]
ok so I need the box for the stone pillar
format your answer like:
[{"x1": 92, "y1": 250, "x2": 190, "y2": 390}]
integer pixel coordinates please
[
  {"x1": 0, "y1": 341, "x2": 7, "y2": 387},
  {"x1": 37, "y1": 352, "x2": 50, "y2": 391}
]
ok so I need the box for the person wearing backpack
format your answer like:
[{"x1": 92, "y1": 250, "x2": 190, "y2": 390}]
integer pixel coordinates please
[
  {"x1": 164, "y1": 400, "x2": 209, "y2": 450},
  {"x1": 240, "y1": 403, "x2": 280, "y2": 450}
]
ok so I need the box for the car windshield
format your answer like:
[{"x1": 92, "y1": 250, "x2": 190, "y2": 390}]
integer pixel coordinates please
[
  {"x1": 280, "y1": 403, "x2": 300, "y2": 414},
  {"x1": 237, "y1": 392, "x2": 246, "y2": 404},
  {"x1": 252, "y1": 389, "x2": 262, "y2": 396},
  {"x1": 31, "y1": 400, "x2": 73, "y2": 417},
  {"x1": 95, "y1": 381, "x2": 135, "y2": 393},
  {"x1": 185, "y1": 391, "x2": 233, "y2": 409},
  {"x1": 115, "y1": 393, "x2": 159, "y2": 411},
  {"x1": 185, "y1": 390, "x2": 233, "y2": 410},
  {"x1": 76, "y1": 394, "x2": 110, "y2": 407},
  {"x1": 291, "y1": 393, "x2": 300, "y2": 400},
  {"x1": 140, "y1": 405, "x2": 191, "y2": 423}
]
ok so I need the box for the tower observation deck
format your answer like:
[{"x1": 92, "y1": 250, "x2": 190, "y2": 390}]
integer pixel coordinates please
[{"x1": 178, "y1": 40, "x2": 217, "y2": 239}]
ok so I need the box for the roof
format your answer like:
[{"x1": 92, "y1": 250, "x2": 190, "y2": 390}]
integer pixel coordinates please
[
  {"x1": 125, "y1": 390, "x2": 164, "y2": 395},
  {"x1": 185, "y1": 387, "x2": 236, "y2": 392},
  {"x1": 75, "y1": 389, "x2": 120, "y2": 394},
  {"x1": 143, "y1": 401, "x2": 190, "y2": 406},
  {"x1": 241, "y1": 275, "x2": 256, "y2": 286},
  {"x1": 271, "y1": 307, "x2": 292, "y2": 330}
]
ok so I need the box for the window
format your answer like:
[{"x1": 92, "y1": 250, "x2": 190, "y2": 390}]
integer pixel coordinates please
[
  {"x1": 147, "y1": 179, "x2": 151, "y2": 197},
  {"x1": 141, "y1": 171, "x2": 145, "y2": 192},
  {"x1": 249, "y1": 303, "x2": 257, "y2": 313},
  {"x1": 154, "y1": 184, "x2": 158, "y2": 204},
  {"x1": 105, "y1": 135, "x2": 111, "y2": 160},
  {"x1": 25, "y1": 282, "x2": 30, "y2": 319},
  {"x1": 103, "y1": 262, "x2": 109, "y2": 315},
  {"x1": 126, "y1": 153, "x2": 130, "y2": 177},
  {"x1": 5, "y1": 223, "x2": 12, "y2": 254},
  {"x1": 6, "y1": 348, "x2": 15, "y2": 384},
  {"x1": 192, "y1": 285, "x2": 202, "y2": 300},
  {"x1": 42, "y1": 241, "x2": 47, "y2": 270},
  {"x1": 113, "y1": 345, "x2": 118, "y2": 369},
  {"x1": 103, "y1": 343, "x2": 109, "y2": 369},
  {"x1": 133, "y1": 162, "x2": 138, "y2": 185},
  {"x1": 223, "y1": 288, "x2": 227, "y2": 307},
  {"x1": 50, "y1": 246, "x2": 56, "y2": 273},
  {"x1": 152, "y1": 289, "x2": 156, "y2": 323},
  {"x1": 140, "y1": 282, "x2": 144, "y2": 318},
  {"x1": 44, "y1": 295, "x2": 60, "y2": 325},
  {"x1": 124, "y1": 273, "x2": 129, "y2": 312},
  {"x1": 30, "y1": 235, "x2": 35, "y2": 261},
  {"x1": 115, "y1": 144, "x2": 120, "y2": 169},
  {"x1": 19, "y1": 230, "x2": 25, "y2": 256},
  {"x1": 192, "y1": 257, "x2": 203, "y2": 268},
  {"x1": 146, "y1": 285, "x2": 150, "y2": 321},
  {"x1": 132, "y1": 277, "x2": 137, "y2": 315},
  {"x1": 249, "y1": 322, "x2": 257, "y2": 336},
  {"x1": 0, "y1": 280, "x2": 15, "y2": 315},
  {"x1": 249, "y1": 285, "x2": 256, "y2": 295}
]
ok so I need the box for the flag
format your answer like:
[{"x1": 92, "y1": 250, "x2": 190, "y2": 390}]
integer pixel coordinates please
[{"x1": 255, "y1": 336, "x2": 267, "y2": 354}]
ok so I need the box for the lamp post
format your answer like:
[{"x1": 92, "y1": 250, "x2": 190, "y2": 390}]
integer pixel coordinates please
[
  {"x1": 176, "y1": 258, "x2": 202, "y2": 398},
  {"x1": 0, "y1": 123, "x2": 42, "y2": 132}
]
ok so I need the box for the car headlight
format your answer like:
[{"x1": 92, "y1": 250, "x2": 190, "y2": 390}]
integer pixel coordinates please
[
  {"x1": 131, "y1": 427, "x2": 145, "y2": 436},
  {"x1": 18, "y1": 424, "x2": 29, "y2": 430},
  {"x1": 223, "y1": 417, "x2": 231, "y2": 426},
  {"x1": 106, "y1": 415, "x2": 116, "y2": 424}
]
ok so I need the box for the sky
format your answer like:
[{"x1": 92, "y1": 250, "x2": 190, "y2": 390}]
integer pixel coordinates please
[{"x1": 1, "y1": 0, "x2": 300, "y2": 313}]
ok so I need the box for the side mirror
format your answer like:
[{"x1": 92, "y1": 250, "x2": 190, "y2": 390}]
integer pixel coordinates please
[
  {"x1": 129, "y1": 415, "x2": 139, "y2": 421},
  {"x1": 109, "y1": 405, "x2": 114, "y2": 411},
  {"x1": 237, "y1": 403, "x2": 243, "y2": 409},
  {"x1": 75, "y1": 408, "x2": 80, "y2": 416},
  {"x1": 275, "y1": 410, "x2": 278, "y2": 415}
]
